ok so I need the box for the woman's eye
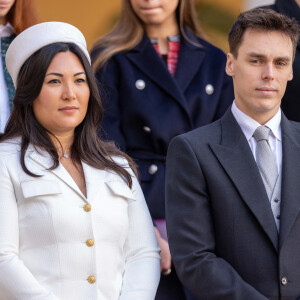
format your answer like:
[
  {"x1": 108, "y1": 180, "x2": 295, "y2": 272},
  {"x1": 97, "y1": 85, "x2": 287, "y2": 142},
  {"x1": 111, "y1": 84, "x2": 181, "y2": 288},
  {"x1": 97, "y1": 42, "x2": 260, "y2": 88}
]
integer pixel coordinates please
[
  {"x1": 48, "y1": 79, "x2": 60, "y2": 84},
  {"x1": 76, "y1": 78, "x2": 86, "y2": 83}
]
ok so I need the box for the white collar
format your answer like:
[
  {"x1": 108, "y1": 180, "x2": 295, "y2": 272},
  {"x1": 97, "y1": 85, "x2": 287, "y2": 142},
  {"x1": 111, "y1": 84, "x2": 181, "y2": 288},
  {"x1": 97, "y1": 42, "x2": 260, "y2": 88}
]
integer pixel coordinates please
[
  {"x1": 0, "y1": 22, "x2": 15, "y2": 38},
  {"x1": 231, "y1": 100, "x2": 282, "y2": 142}
]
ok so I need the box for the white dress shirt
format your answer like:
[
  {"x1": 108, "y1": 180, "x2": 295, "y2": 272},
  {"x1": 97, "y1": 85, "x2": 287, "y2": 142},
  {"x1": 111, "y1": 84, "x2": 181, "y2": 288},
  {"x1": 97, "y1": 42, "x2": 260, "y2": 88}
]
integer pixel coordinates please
[
  {"x1": 0, "y1": 22, "x2": 15, "y2": 133},
  {"x1": 231, "y1": 101, "x2": 282, "y2": 174},
  {"x1": 231, "y1": 101, "x2": 282, "y2": 229}
]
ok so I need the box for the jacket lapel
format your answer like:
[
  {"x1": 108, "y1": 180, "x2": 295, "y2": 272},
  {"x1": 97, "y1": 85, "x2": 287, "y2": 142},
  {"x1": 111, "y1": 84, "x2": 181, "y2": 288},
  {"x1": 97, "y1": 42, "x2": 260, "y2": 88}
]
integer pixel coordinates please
[
  {"x1": 209, "y1": 110, "x2": 279, "y2": 251},
  {"x1": 29, "y1": 149, "x2": 87, "y2": 202},
  {"x1": 81, "y1": 161, "x2": 107, "y2": 202},
  {"x1": 279, "y1": 114, "x2": 300, "y2": 249},
  {"x1": 125, "y1": 34, "x2": 191, "y2": 118},
  {"x1": 174, "y1": 30, "x2": 205, "y2": 92}
]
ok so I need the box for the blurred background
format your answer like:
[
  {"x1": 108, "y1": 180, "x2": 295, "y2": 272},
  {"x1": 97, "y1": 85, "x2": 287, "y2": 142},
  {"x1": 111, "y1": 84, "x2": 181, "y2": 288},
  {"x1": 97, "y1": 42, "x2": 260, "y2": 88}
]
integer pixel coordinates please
[{"x1": 35, "y1": 0, "x2": 275, "y2": 52}]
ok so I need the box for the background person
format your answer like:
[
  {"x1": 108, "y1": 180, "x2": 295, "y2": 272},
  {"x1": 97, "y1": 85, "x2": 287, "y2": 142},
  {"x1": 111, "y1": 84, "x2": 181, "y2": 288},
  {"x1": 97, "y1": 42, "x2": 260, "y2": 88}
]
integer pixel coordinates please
[
  {"x1": 91, "y1": 1, "x2": 233, "y2": 298},
  {"x1": 0, "y1": 0, "x2": 38, "y2": 133},
  {"x1": 166, "y1": 8, "x2": 300, "y2": 299},
  {"x1": 0, "y1": 21, "x2": 160, "y2": 300}
]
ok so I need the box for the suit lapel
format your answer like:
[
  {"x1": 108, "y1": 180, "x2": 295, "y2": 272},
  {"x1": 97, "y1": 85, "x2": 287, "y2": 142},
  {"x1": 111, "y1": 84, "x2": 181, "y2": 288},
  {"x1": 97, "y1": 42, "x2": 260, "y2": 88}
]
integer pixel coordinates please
[
  {"x1": 125, "y1": 34, "x2": 191, "y2": 118},
  {"x1": 174, "y1": 31, "x2": 205, "y2": 92},
  {"x1": 279, "y1": 115, "x2": 300, "y2": 249},
  {"x1": 209, "y1": 110, "x2": 279, "y2": 251}
]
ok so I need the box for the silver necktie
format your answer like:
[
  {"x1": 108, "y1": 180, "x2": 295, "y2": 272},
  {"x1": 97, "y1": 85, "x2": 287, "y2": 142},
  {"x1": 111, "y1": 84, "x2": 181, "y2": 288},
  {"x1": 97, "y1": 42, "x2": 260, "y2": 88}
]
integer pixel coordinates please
[{"x1": 253, "y1": 126, "x2": 278, "y2": 197}]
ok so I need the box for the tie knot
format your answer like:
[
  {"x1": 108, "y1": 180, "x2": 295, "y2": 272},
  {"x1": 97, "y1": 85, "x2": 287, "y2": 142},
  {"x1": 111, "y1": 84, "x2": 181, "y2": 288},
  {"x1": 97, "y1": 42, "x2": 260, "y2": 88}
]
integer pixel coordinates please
[{"x1": 253, "y1": 126, "x2": 271, "y2": 142}]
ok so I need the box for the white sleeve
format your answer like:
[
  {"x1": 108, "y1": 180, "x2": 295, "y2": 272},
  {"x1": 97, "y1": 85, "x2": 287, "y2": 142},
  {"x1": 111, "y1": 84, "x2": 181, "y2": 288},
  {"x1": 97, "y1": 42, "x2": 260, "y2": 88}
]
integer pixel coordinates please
[
  {"x1": 0, "y1": 158, "x2": 59, "y2": 300},
  {"x1": 119, "y1": 172, "x2": 161, "y2": 300}
]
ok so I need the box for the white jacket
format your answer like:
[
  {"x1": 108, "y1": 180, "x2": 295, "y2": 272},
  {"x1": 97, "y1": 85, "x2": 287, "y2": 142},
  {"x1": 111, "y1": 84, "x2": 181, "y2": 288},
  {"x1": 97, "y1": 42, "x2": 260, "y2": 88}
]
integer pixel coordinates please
[{"x1": 0, "y1": 139, "x2": 160, "y2": 300}]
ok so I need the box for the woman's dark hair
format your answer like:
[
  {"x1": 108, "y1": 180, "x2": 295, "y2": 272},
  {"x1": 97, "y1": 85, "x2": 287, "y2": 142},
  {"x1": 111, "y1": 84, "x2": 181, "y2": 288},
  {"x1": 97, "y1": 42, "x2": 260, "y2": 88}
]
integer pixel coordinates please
[{"x1": 1, "y1": 42, "x2": 137, "y2": 188}]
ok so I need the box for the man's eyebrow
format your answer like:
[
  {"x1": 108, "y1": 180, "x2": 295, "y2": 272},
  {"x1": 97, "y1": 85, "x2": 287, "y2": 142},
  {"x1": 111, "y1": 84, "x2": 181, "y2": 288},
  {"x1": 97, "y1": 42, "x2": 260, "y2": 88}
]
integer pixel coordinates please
[
  {"x1": 246, "y1": 52, "x2": 291, "y2": 62},
  {"x1": 246, "y1": 52, "x2": 266, "y2": 59},
  {"x1": 274, "y1": 56, "x2": 292, "y2": 62}
]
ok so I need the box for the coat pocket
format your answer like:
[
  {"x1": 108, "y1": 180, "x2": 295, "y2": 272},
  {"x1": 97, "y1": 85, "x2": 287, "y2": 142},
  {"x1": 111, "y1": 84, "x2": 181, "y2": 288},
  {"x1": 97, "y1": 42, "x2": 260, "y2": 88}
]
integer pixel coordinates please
[
  {"x1": 105, "y1": 180, "x2": 136, "y2": 201},
  {"x1": 21, "y1": 179, "x2": 62, "y2": 199}
]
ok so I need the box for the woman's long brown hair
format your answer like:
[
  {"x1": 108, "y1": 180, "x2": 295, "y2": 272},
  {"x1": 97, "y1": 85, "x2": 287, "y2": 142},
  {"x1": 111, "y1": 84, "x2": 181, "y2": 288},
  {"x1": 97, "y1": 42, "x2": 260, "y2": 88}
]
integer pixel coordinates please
[
  {"x1": 1, "y1": 43, "x2": 137, "y2": 188},
  {"x1": 6, "y1": 0, "x2": 39, "y2": 33},
  {"x1": 92, "y1": 0, "x2": 204, "y2": 71}
]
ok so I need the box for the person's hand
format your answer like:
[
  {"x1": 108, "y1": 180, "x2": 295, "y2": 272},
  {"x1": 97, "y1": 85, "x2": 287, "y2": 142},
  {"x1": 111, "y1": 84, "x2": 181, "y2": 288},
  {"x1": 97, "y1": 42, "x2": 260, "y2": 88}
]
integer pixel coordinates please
[{"x1": 154, "y1": 226, "x2": 172, "y2": 275}]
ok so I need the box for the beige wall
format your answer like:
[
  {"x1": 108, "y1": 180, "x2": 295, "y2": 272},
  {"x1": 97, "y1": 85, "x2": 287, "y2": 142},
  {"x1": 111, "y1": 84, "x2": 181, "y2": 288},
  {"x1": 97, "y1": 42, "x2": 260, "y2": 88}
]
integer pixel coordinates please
[
  {"x1": 196, "y1": 0, "x2": 243, "y2": 52},
  {"x1": 36, "y1": 0, "x2": 244, "y2": 52},
  {"x1": 197, "y1": 0, "x2": 243, "y2": 14},
  {"x1": 35, "y1": 0, "x2": 121, "y2": 50}
]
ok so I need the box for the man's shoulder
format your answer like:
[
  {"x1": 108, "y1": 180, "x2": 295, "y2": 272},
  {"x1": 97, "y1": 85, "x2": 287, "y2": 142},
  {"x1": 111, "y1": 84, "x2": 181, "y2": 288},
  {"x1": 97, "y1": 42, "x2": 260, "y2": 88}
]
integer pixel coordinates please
[
  {"x1": 174, "y1": 119, "x2": 222, "y2": 146},
  {"x1": 288, "y1": 120, "x2": 300, "y2": 132}
]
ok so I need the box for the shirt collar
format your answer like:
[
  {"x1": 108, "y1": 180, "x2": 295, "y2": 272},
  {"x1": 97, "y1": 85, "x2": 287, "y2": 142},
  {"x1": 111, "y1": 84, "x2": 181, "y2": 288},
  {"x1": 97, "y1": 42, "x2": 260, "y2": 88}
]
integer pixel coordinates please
[
  {"x1": 0, "y1": 22, "x2": 15, "y2": 38},
  {"x1": 231, "y1": 100, "x2": 282, "y2": 142},
  {"x1": 150, "y1": 35, "x2": 180, "y2": 44}
]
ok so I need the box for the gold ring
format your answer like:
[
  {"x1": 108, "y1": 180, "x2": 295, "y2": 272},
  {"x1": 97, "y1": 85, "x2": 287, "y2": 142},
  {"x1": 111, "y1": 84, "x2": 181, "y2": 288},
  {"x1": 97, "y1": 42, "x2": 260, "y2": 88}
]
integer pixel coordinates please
[{"x1": 163, "y1": 268, "x2": 172, "y2": 276}]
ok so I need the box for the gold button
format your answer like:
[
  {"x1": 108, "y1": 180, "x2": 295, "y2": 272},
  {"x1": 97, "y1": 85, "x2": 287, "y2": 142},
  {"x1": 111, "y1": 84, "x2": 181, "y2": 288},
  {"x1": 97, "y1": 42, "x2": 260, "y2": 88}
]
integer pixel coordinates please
[
  {"x1": 83, "y1": 203, "x2": 91, "y2": 212},
  {"x1": 86, "y1": 239, "x2": 94, "y2": 247},
  {"x1": 87, "y1": 275, "x2": 96, "y2": 284}
]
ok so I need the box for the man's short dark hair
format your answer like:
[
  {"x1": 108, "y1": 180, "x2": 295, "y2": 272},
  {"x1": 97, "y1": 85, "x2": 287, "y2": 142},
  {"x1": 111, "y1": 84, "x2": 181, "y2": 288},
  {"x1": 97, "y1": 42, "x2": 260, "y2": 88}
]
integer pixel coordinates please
[{"x1": 228, "y1": 8, "x2": 300, "y2": 58}]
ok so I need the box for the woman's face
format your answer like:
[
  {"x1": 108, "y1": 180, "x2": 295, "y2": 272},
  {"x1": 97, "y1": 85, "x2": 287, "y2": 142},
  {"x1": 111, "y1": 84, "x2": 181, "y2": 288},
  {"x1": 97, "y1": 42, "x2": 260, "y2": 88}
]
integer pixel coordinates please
[
  {"x1": 130, "y1": 0, "x2": 179, "y2": 27},
  {"x1": 33, "y1": 51, "x2": 90, "y2": 137},
  {"x1": 0, "y1": 0, "x2": 16, "y2": 25}
]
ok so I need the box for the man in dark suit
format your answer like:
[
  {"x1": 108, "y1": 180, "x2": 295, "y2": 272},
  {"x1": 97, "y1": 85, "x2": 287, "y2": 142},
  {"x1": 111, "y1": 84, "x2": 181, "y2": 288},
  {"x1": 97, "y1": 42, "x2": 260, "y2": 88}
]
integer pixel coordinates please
[{"x1": 166, "y1": 8, "x2": 300, "y2": 299}]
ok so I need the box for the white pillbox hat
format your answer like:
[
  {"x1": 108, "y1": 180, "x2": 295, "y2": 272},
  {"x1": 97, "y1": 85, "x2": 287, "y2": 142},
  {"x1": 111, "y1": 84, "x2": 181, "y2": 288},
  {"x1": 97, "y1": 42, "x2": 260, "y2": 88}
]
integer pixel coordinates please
[{"x1": 6, "y1": 21, "x2": 91, "y2": 88}]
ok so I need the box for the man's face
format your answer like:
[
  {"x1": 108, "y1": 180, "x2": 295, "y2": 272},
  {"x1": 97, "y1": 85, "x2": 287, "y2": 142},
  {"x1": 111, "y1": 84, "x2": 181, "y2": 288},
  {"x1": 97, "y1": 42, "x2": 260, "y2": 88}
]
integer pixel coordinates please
[{"x1": 226, "y1": 29, "x2": 294, "y2": 124}]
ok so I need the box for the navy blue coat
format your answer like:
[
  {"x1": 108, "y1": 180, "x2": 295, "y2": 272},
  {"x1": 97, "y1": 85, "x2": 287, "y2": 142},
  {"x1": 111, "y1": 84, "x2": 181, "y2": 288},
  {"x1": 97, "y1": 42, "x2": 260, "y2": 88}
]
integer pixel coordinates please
[{"x1": 92, "y1": 31, "x2": 234, "y2": 219}]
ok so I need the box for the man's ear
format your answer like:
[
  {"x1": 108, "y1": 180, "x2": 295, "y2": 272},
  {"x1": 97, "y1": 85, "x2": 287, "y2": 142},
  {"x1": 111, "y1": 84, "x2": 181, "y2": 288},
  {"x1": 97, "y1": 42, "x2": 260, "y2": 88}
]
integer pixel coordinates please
[{"x1": 226, "y1": 53, "x2": 235, "y2": 76}]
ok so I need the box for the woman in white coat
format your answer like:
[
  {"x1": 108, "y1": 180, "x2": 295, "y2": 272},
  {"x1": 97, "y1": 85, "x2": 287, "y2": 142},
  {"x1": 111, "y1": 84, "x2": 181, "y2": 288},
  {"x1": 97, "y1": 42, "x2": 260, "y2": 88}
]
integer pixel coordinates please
[{"x1": 0, "y1": 22, "x2": 160, "y2": 300}]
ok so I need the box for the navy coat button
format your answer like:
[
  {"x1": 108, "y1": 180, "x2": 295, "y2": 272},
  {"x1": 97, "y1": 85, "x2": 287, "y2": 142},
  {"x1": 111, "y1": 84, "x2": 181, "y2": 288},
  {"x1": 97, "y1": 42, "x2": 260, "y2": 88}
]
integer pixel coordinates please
[
  {"x1": 281, "y1": 277, "x2": 288, "y2": 285},
  {"x1": 148, "y1": 164, "x2": 158, "y2": 175},
  {"x1": 135, "y1": 79, "x2": 146, "y2": 90},
  {"x1": 143, "y1": 126, "x2": 151, "y2": 133},
  {"x1": 205, "y1": 84, "x2": 214, "y2": 95}
]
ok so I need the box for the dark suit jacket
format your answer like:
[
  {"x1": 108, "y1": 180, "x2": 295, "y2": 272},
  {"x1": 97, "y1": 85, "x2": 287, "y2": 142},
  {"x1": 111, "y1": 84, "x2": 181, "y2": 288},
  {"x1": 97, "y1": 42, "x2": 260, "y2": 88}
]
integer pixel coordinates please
[
  {"x1": 91, "y1": 31, "x2": 233, "y2": 219},
  {"x1": 263, "y1": 0, "x2": 300, "y2": 122},
  {"x1": 166, "y1": 109, "x2": 300, "y2": 299}
]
